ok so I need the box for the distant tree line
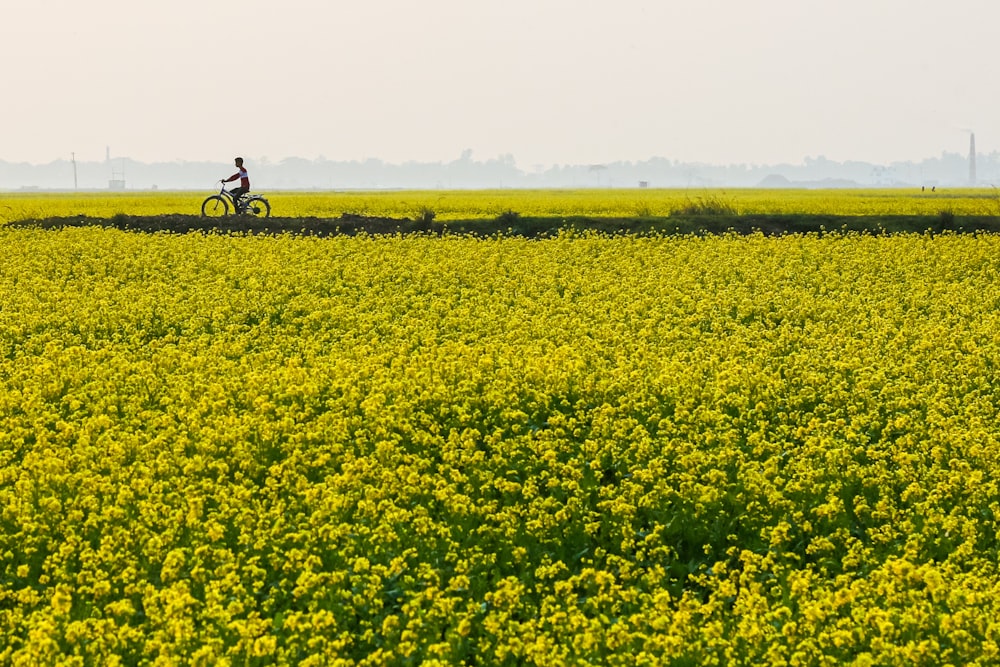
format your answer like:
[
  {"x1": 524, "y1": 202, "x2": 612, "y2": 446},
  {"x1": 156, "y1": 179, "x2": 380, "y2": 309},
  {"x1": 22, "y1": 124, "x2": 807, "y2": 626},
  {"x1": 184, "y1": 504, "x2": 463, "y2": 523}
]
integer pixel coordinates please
[{"x1": 1, "y1": 151, "x2": 995, "y2": 191}]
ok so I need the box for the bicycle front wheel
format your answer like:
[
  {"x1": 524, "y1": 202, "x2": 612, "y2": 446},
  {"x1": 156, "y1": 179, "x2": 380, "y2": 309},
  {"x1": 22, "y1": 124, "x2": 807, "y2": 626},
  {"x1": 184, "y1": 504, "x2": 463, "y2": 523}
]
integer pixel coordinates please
[
  {"x1": 244, "y1": 197, "x2": 271, "y2": 218},
  {"x1": 201, "y1": 195, "x2": 229, "y2": 217}
]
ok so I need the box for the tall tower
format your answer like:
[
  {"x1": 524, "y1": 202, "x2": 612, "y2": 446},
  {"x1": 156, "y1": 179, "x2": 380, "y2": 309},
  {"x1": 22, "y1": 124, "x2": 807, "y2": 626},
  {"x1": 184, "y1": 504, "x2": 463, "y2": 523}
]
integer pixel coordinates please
[{"x1": 969, "y1": 132, "x2": 977, "y2": 186}]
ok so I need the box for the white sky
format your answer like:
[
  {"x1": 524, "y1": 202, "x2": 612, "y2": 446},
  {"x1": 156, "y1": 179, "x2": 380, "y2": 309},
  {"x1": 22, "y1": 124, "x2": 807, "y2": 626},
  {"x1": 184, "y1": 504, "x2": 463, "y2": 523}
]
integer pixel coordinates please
[{"x1": 1, "y1": 0, "x2": 996, "y2": 168}]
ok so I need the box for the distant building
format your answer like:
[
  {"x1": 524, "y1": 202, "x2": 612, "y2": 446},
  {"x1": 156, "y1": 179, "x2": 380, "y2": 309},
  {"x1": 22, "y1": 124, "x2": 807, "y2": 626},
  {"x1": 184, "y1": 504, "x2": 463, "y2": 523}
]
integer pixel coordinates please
[{"x1": 109, "y1": 158, "x2": 125, "y2": 190}]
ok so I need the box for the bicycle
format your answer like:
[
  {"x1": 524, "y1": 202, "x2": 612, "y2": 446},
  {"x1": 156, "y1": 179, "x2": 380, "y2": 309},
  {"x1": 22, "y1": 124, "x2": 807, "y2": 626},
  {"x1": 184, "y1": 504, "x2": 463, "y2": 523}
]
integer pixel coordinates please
[{"x1": 201, "y1": 183, "x2": 271, "y2": 218}]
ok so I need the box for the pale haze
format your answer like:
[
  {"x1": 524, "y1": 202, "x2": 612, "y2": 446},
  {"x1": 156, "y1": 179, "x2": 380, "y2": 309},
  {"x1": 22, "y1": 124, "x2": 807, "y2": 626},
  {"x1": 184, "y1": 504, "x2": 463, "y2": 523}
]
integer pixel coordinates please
[{"x1": 2, "y1": 0, "x2": 995, "y2": 168}]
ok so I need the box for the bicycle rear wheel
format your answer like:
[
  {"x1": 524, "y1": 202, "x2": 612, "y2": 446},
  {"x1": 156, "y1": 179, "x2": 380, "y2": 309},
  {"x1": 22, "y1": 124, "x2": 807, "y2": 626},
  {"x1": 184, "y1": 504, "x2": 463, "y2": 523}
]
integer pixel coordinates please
[
  {"x1": 244, "y1": 197, "x2": 271, "y2": 218},
  {"x1": 201, "y1": 195, "x2": 229, "y2": 217}
]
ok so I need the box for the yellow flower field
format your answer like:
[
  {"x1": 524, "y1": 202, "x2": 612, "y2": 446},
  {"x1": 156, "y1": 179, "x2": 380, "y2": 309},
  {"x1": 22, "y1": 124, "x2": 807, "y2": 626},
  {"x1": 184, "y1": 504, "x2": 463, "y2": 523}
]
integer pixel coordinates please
[
  {"x1": 1, "y1": 227, "x2": 999, "y2": 664},
  {"x1": 3, "y1": 187, "x2": 1000, "y2": 222}
]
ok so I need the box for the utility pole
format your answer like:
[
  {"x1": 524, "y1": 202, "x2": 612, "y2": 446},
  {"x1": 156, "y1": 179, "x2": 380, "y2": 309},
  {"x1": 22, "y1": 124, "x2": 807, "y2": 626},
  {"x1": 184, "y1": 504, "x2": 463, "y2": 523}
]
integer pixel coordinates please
[
  {"x1": 969, "y1": 132, "x2": 977, "y2": 186},
  {"x1": 72, "y1": 152, "x2": 78, "y2": 190}
]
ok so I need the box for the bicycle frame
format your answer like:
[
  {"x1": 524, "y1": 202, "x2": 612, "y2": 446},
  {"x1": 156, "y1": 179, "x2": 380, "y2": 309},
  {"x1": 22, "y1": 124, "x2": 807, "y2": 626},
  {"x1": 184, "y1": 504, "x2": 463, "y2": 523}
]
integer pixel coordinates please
[
  {"x1": 217, "y1": 184, "x2": 240, "y2": 205},
  {"x1": 218, "y1": 184, "x2": 256, "y2": 212}
]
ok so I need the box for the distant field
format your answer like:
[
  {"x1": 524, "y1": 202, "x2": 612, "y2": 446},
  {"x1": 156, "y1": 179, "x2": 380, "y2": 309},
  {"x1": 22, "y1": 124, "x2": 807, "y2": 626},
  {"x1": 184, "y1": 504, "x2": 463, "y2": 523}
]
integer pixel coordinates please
[{"x1": 4, "y1": 188, "x2": 1000, "y2": 222}]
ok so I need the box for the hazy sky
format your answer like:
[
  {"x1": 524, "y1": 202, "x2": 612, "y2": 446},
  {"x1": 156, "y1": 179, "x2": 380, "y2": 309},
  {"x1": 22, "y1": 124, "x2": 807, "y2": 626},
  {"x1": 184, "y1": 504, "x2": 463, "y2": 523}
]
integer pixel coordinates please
[{"x1": 2, "y1": 0, "x2": 996, "y2": 168}]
